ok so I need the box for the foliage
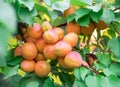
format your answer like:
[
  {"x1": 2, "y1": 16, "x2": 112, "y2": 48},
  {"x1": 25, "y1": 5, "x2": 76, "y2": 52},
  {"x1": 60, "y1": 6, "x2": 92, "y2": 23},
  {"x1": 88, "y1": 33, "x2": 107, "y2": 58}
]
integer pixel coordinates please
[{"x1": 0, "y1": 0, "x2": 120, "y2": 87}]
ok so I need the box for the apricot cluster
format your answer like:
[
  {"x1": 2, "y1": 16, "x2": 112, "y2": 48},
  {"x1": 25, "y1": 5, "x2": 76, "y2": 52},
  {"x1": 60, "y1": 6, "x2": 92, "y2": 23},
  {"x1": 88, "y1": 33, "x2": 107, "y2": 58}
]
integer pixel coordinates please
[{"x1": 14, "y1": 22, "x2": 83, "y2": 77}]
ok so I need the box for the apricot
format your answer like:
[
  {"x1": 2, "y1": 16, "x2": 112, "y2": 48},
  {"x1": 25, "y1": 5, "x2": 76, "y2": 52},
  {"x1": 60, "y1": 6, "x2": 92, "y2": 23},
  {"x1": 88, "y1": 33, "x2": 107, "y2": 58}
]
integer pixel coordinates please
[
  {"x1": 66, "y1": 22, "x2": 81, "y2": 34},
  {"x1": 54, "y1": 41, "x2": 72, "y2": 57},
  {"x1": 58, "y1": 58, "x2": 68, "y2": 68},
  {"x1": 20, "y1": 60, "x2": 35, "y2": 72},
  {"x1": 63, "y1": 32, "x2": 78, "y2": 47},
  {"x1": 54, "y1": 27, "x2": 64, "y2": 41},
  {"x1": 64, "y1": 6, "x2": 76, "y2": 17},
  {"x1": 34, "y1": 61, "x2": 51, "y2": 77},
  {"x1": 21, "y1": 42, "x2": 38, "y2": 60},
  {"x1": 95, "y1": 20, "x2": 107, "y2": 30},
  {"x1": 35, "y1": 53, "x2": 46, "y2": 61},
  {"x1": 14, "y1": 46, "x2": 22, "y2": 56},
  {"x1": 81, "y1": 22, "x2": 95, "y2": 35},
  {"x1": 28, "y1": 23, "x2": 42, "y2": 39},
  {"x1": 35, "y1": 38, "x2": 46, "y2": 53},
  {"x1": 25, "y1": 36, "x2": 36, "y2": 43},
  {"x1": 43, "y1": 44, "x2": 57, "y2": 60},
  {"x1": 64, "y1": 51, "x2": 82, "y2": 68},
  {"x1": 43, "y1": 29, "x2": 58, "y2": 44},
  {"x1": 42, "y1": 21, "x2": 52, "y2": 32}
]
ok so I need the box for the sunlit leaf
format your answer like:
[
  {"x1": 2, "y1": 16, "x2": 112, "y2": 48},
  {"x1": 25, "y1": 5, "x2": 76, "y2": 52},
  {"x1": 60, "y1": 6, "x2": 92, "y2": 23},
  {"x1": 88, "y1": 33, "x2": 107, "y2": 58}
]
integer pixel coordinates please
[{"x1": 18, "y1": 0, "x2": 34, "y2": 11}]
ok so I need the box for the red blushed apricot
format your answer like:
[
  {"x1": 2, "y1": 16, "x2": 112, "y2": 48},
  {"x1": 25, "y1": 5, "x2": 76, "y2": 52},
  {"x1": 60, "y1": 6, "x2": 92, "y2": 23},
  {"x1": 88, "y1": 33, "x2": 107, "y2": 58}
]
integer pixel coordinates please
[
  {"x1": 43, "y1": 44, "x2": 57, "y2": 60},
  {"x1": 64, "y1": 51, "x2": 82, "y2": 68},
  {"x1": 35, "y1": 38, "x2": 46, "y2": 53},
  {"x1": 14, "y1": 45, "x2": 22, "y2": 56},
  {"x1": 54, "y1": 41, "x2": 72, "y2": 57},
  {"x1": 28, "y1": 23, "x2": 42, "y2": 39},
  {"x1": 35, "y1": 53, "x2": 46, "y2": 61},
  {"x1": 43, "y1": 29, "x2": 58, "y2": 44}
]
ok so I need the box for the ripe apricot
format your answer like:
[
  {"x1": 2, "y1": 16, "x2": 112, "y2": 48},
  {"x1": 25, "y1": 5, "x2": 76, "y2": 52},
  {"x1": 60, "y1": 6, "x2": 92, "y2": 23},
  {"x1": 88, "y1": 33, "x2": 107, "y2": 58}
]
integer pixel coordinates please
[
  {"x1": 42, "y1": 21, "x2": 52, "y2": 32},
  {"x1": 28, "y1": 23, "x2": 42, "y2": 39},
  {"x1": 58, "y1": 58, "x2": 68, "y2": 68},
  {"x1": 63, "y1": 32, "x2": 78, "y2": 47},
  {"x1": 64, "y1": 51, "x2": 82, "y2": 68},
  {"x1": 81, "y1": 22, "x2": 95, "y2": 35},
  {"x1": 54, "y1": 27, "x2": 64, "y2": 41},
  {"x1": 66, "y1": 22, "x2": 81, "y2": 34},
  {"x1": 35, "y1": 38, "x2": 46, "y2": 53},
  {"x1": 14, "y1": 46, "x2": 22, "y2": 56},
  {"x1": 43, "y1": 44, "x2": 57, "y2": 60},
  {"x1": 21, "y1": 42, "x2": 38, "y2": 60},
  {"x1": 54, "y1": 41, "x2": 72, "y2": 57},
  {"x1": 43, "y1": 29, "x2": 58, "y2": 44},
  {"x1": 64, "y1": 6, "x2": 76, "y2": 17},
  {"x1": 95, "y1": 20, "x2": 107, "y2": 30},
  {"x1": 34, "y1": 61, "x2": 51, "y2": 77},
  {"x1": 20, "y1": 60, "x2": 35, "y2": 72},
  {"x1": 35, "y1": 53, "x2": 46, "y2": 61},
  {"x1": 25, "y1": 36, "x2": 36, "y2": 43}
]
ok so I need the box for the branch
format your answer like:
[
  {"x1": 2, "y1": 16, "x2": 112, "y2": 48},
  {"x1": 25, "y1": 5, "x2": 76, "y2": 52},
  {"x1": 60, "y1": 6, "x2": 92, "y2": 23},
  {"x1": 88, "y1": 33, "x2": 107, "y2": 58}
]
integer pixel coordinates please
[{"x1": 17, "y1": 22, "x2": 27, "y2": 42}]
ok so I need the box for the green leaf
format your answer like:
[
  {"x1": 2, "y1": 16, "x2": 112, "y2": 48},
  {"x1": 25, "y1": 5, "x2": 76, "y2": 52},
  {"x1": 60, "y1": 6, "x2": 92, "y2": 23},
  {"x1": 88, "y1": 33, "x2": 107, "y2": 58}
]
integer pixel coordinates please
[
  {"x1": 58, "y1": 72, "x2": 74, "y2": 87},
  {"x1": 111, "y1": 21, "x2": 120, "y2": 33},
  {"x1": 52, "y1": 1, "x2": 70, "y2": 12},
  {"x1": 73, "y1": 80, "x2": 87, "y2": 87},
  {"x1": 19, "y1": 74, "x2": 43, "y2": 87},
  {"x1": 115, "y1": 12, "x2": 120, "y2": 20},
  {"x1": 26, "y1": 80, "x2": 39, "y2": 87},
  {"x1": 4, "y1": 65, "x2": 19, "y2": 79},
  {"x1": 101, "y1": 75, "x2": 120, "y2": 87},
  {"x1": 35, "y1": 4, "x2": 50, "y2": 17},
  {"x1": 74, "y1": 68, "x2": 81, "y2": 80},
  {"x1": 7, "y1": 56, "x2": 23, "y2": 66},
  {"x1": 108, "y1": 36, "x2": 120, "y2": 57},
  {"x1": 48, "y1": 10, "x2": 58, "y2": 20},
  {"x1": 79, "y1": 67, "x2": 90, "y2": 80},
  {"x1": 67, "y1": 14, "x2": 75, "y2": 23},
  {"x1": 18, "y1": 0, "x2": 34, "y2": 11},
  {"x1": 103, "y1": 68, "x2": 114, "y2": 76},
  {"x1": 112, "y1": 55, "x2": 120, "y2": 62},
  {"x1": 85, "y1": 75, "x2": 103, "y2": 87},
  {"x1": 101, "y1": 9, "x2": 115, "y2": 24},
  {"x1": 77, "y1": 15, "x2": 90, "y2": 26},
  {"x1": 75, "y1": 8, "x2": 90, "y2": 21},
  {"x1": 70, "y1": 0, "x2": 92, "y2": 6},
  {"x1": 109, "y1": 63, "x2": 120, "y2": 75},
  {"x1": 18, "y1": 7, "x2": 37, "y2": 25},
  {"x1": 43, "y1": 77, "x2": 55, "y2": 87},
  {"x1": 89, "y1": 9, "x2": 103, "y2": 23},
  {"x1": 93, "y1": 62, "x2": 106, "y2": 70},
  {"x1": 96, "y1": 52, "x2": 111, "y2": 67},
  {"x1": 88, "y1": 3, "x2": 102, "y2": 12},
  {"x1": 0, "y1": 56, "x2": 7, "y2": 67},
  {"x1": 0, "y1": 0, "x2": 16, "y2": 33},
  {"x1": 51, "y1": 17, "x2": 67, "y2": 27}
]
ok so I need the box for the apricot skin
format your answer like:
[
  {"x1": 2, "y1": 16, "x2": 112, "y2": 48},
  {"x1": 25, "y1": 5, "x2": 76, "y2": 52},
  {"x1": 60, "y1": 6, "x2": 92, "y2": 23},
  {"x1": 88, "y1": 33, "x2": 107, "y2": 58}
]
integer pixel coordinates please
[
  {"x1": 28, "y1": 23, "x2": 42, "y2": 39},
  {"x1": 54, "y1": 41, "x2": 72, "y2": 57},
  {"x1": 20, "y1": 60, "x2": 35, "y2": 72},
  {"x1": 21, "y1": 42, "x2": 38, "y2": 60},
  {"x1": 64, "y1": 51, "x2": 82, "y2": 68},
  {"x1": 34, "y1": 61, "x2": 51, "y2": 77}
]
